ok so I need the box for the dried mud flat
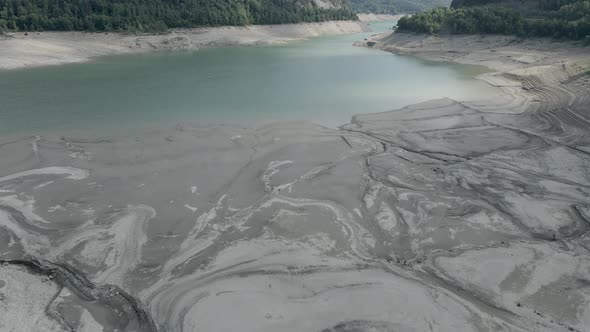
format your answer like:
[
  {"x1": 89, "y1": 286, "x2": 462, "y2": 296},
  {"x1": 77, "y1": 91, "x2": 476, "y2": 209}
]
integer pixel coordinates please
[{"x1": 1, "y1": 32, "x2": 590, "y2": 331}]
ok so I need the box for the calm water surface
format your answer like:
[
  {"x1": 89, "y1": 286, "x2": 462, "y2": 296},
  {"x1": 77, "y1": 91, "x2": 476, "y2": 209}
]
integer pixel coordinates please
[{"x1": 0, "y1": 21, "x2": 498, "y2": 135}]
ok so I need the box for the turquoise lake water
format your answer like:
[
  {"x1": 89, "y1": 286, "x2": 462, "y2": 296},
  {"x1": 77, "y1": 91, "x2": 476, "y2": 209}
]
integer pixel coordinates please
[{"x1": 0, "y1": 21, "x2": 498, "y2": 135}]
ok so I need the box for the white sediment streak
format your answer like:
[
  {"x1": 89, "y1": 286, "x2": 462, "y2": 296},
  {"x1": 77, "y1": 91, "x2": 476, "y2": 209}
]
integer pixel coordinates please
[
  {"x1": 260, "y1": 195, "x2": 373, "y2": 260},
  {"x1": 0, "y1": 208, "x2": 51, "y2": 253},
  {"x1": 31, "y1": 136, "x2": 40, "y2": 156},
  {"x1": 261, "y1": 160, "x2": 293, "y2": 192},
  {"x1": 0, "y1": 195, "x2": 49, "y2": 224},
  {"x1": 94, "y1": 205, "x2": 156, "y2": 286},
  {"x1": 0, "y1": 167, "x2": 89, "y2": 183},
  {"x1": 184, "y1": 204, "x2": 198, "y2": 212},
  {"x1": 33, "y1": 180, "x2": 54, "y2": 190}
]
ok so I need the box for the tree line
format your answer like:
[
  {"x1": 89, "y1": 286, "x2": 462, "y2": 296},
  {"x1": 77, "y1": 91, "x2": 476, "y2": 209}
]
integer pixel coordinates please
[
  {"x1": 450, "y1": 0, "x2": 583, "y2": 11},
  {"x1": 396, "y1": 0, "x2": 590, "y2": 40},
  {"x1": 0, "y1": 0, "x2": 358, "y2": 32}
]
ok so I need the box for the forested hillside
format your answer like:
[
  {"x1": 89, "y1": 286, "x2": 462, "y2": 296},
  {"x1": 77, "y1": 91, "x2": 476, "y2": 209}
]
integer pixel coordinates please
[
  {"x1": 397, "y1": 0, "x2": 590, "y2": 40},
  {"x1": 0, "y1": 0, "x2": 357, "y2": 32},
  {"x1": 450, "y1": 0, "x2": 575, "y2": 11},
  {"x1": 348, "y1": 0, "x2": 451, "y2": 14}
]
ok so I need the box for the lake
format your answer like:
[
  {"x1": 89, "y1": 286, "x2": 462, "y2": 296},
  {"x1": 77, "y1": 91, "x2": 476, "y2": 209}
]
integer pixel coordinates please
[{"x1": 0, "y1": 21, "x2": 498, "y2": 135}]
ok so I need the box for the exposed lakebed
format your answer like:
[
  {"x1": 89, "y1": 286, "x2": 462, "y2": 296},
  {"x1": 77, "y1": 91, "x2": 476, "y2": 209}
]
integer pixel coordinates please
[{"x1": 2, "y1": 21, "x2": 587, "y2": 332}]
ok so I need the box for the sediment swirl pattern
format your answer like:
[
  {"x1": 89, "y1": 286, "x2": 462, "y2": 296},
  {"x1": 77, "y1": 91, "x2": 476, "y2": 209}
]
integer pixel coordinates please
[{"x1": 1, "y1": 37, "x2": 589, "y2": 331}]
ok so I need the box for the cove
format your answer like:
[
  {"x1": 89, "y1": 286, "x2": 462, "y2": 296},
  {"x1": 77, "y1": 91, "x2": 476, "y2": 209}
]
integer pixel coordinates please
[{"x1": 0, "y1": 21, "x2": 499, "y2": 135}]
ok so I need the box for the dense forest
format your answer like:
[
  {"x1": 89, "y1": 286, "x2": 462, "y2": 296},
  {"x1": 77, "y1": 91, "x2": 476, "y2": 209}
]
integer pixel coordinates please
[
  {"x1": 450, "y1": 0, "x2": 579, "y2": 11},
  {"x1": 347, "y1": 0, "x2": 451, "y2": 14},
  {"x1": 0, "y1": 0, "x2": 357, "y2": 32},
  {"x1": 396, "y1": 0, "x2": 590, "y2": 40}
]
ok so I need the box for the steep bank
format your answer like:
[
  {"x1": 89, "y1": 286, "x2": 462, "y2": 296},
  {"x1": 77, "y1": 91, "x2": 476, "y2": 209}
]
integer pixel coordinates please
[{"x1": 0, "y1": 20, "x2": 368, "y2": 71}]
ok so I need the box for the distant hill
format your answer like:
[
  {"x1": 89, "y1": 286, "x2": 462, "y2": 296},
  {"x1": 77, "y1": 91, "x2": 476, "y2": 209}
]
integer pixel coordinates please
[
  {"x1": 397, "y1": 0, "x2": 590, "y2": 40},
  {"x1": 348, "y1": 0, "x2": 452, "y2": 14},
  {"x1": 0, "y1": 0, "x2": 357, "y2": 32}
]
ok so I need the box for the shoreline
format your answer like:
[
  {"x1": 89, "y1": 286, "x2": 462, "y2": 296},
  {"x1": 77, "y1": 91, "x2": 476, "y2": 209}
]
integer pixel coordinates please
[
  {"x1": 0, "y1": 20, "x2": 368, "y2": 71},
  {"x1": 358, "y1": 32, "x2": 589, "y2": 97},
  {"x1": 351, "y1": 32, "x2": 590, "y2": 138}
]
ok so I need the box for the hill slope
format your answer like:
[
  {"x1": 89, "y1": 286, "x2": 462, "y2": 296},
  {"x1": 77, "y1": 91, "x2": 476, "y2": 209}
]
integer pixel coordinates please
[
  {"x1": 348, "y1": 0, "x2": 451, "y2": 14},
  {"x1": 450, "y1": 0, "x2": 574, "y2": 11},
  {"x1": 397, "y1": 0, "x2": 590, "y2": 40},
  {"x1": 0, "y1": 0, "x2": 357, "y2": 32}
]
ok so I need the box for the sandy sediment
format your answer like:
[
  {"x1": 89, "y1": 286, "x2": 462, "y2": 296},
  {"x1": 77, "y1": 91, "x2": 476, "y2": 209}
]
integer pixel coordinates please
[
  {"x1": 0, "y1": 33, "x2": 589, "y2": 331},
  {"x1": 356, "y1": 13, "x2": 405, "y2": 22},
  {"x1": 0, "y1": 20, "x2": 368, "y2": 71},
  {"x1": 0, "y1": 263, "x2": 65, "y2": 332},
  {"x1": 348, "y1": 32, "x2": 590, "y2": 330}
]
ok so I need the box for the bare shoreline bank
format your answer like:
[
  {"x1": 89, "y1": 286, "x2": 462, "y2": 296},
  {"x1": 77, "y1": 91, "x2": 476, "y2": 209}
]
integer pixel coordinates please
[
  {"x1": 354, "y1": 31, "x2": 590, "y2": 126},
  {"x1": 0, "y1": 20, "x2": 369, "y2": 71},
  {"x1": 363, "y1": 32, "x2": 588, "y2": 70},
  {"x1": 356, "y1": 13, "x2": 405, "y2": 22}
]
